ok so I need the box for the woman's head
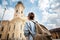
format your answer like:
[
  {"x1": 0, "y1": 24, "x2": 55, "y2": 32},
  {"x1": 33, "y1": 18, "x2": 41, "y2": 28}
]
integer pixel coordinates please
[{"x1": 28, "y1": 12, "x2": 35, "y2": 20}]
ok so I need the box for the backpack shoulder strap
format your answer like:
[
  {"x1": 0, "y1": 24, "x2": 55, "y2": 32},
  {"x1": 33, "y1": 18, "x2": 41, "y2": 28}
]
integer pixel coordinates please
[
  {"x1": 26, "y1": 21, "x2": 34, "y2": 37},
  {"x1": 31, "y1": 20, "x2": 38, "y2": 24}
]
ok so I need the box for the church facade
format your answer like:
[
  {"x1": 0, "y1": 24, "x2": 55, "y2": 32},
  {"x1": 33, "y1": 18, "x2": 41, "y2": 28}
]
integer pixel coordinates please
[
  {"x1": 0, "y1": 1, "x2": 26, "y2": 40},
  {"x1": 0, "y1": 20, "x2": 9, "y2": 40}
]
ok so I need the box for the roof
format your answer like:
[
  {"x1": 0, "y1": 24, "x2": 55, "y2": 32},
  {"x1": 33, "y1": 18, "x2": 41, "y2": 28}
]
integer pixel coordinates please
[
  {"x1": 17, "y1": 1, "x2": 23, "y2": 4},
  {"x1": 49, "y1": 28, "x2": 60, "y2": 32},
  {"x1": 15, "y1": 1, "x2": 25, "y2": 8},
  {"x1": 0, "y1": 20, "x2": 9, "y2": 21}
]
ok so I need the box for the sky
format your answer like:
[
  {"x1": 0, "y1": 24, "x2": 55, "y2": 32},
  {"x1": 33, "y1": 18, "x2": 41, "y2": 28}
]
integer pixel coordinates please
[{"x1": 0, "y1": 0, "x2": 60, "y2": 30}]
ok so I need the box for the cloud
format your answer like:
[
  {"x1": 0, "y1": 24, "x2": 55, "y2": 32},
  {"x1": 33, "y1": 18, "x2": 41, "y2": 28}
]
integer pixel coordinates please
[
  {"x1": 30, "y1": 0, "x2": 35, "y2": 3},
  {"x1": 38, "y1": 0, "x2": 49, "y2": 10},
  {"x1": 38, "y1": 0, "x2": 60, "y2": 29},
  {"x1": 47, "y1": 24, "x2": 57, "y2": 29},
  {"x1": 53, "y1": 8, "x2": 60, "y2": 13},
  {"x1": 0, "y1": 5, "x2": 4, "y2": 19},
  {"x1": 0, "y1": 5, "x2": 14, "y2": 21},
  {"x1": 2, "y1": 0, "x2": 8, "y2": 6},
  {"x1": 30, "y1": 0, "x2": 37, "y2": 3},
  {"x1": 41, "y1": 11, "x2": 58, "y2": 22},
  {"x1": 41, "y1": 11, "x2": 59, "y2": 29},
  {"x1": 11, "y1": 0, "x2": 20, "y2": 2},
  {"x1": 3, "y1": 7, "x2": 14, "y2": 21}
]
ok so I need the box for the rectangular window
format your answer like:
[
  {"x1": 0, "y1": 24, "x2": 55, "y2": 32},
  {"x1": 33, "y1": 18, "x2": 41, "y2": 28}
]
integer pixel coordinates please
[
  {"x1": 0, "y1": 34, "x2": 2, "y2": 38},
  {"x1": 12, "y1": 33, "x2": 14, "y2": 38},
  {"x1": 59, "y1": 33, "x2": 60, "y2": 38},
  {"x1": 20, "y1": 25, "x2": 22, "y2": 30},
  {"x1": 7, "y1": 34, "x2": 9, "y2": 40},
  {"x1": 9, "y1": 26, "x2": 10, "y2": 31},
  {"x1": 14, "y1": 24, "x2": 15, "y2": 30},
  {"x1": 1, "y1": 27, "x2": 4, "y2": 31},
  {"x1": 20, "y1": 33, "x2": 22, "y2": 37}
]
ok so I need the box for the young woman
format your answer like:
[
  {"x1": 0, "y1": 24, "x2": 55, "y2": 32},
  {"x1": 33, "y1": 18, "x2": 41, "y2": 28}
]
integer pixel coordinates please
[{"x1": 24, "y1": 12, "x2": 36, "y2": 40}]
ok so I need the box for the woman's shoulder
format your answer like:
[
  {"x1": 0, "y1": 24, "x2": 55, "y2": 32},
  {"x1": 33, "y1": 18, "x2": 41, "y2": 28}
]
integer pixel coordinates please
[
  {"x1": 25, "y1": 20, "x2": 30, "y2": 25},
  {"x1": 26, "y1": 20, "x2": 37, "y2": 24}
]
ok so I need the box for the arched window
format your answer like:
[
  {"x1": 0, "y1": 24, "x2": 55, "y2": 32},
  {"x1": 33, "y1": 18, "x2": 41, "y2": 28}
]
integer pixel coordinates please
[
  {"x1": 12, "y1": 33, "x2": 14, "y2": 38},
  {"x1": 0, "y1": 34, "x2": 2, "y2": 38},
  {"x1": 16, "y1": 10, "x2": 18, "y2": 13},
  {"x1": 7, "y1": 34, "x2": 9, "y2": 40},
  {"x1": 21, "y1": 11, "x2": 23, "y2": 14}
]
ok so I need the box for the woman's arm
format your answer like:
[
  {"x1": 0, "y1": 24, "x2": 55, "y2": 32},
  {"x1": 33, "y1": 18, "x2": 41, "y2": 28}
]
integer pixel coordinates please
[{"x1": 24, "y1": 22, "x2": 29, "y2": 37}]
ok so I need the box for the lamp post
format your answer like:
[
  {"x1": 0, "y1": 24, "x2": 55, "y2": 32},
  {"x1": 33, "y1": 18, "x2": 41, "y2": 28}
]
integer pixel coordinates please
[
  {"x1": 0, "y1": 0, "x2": 7, "y2": 28},
  {"x1": 0, "y1": 8, "x2": 6, "y2": 28}
]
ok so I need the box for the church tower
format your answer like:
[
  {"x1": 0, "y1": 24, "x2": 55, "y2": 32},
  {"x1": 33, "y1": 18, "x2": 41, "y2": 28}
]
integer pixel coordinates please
[
  {"x1": 14, "y1": 1, "x2": 25, "y2": 19},
  {"x1": 8, "y1": 1, "x2": 26, "y2": 40}
]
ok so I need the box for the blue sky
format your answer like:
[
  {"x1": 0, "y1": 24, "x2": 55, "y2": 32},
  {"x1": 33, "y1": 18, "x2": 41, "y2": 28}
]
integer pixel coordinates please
[{"x1": 0, "y1": 0, "x2": 60, "y2": 30}]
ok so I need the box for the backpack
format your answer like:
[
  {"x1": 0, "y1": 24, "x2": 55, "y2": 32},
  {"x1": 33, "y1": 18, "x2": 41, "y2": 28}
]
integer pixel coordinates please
[{"x1": 31, "y1": 21, "x2": 52, "y2": 40}]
